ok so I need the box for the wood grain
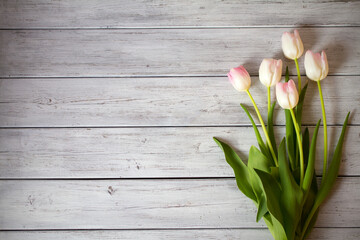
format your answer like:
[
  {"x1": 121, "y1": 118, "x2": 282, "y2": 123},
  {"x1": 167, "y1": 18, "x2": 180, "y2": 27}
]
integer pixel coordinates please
[
  {"x1": 0, "y1": 77, "x2": 357, "y2": 127},
  {"x1": 0, "y1": 1, "x2": 359, "y2": 238},
  {"x1": 0, "y1": 28, "x2": 359, "y2": 77},
  {"x1": 1, "y1": 0, "x2": 359, "y2": 28},
  {"x1": 0, "y1": 126, "x2": 357, "y2": 179},
  {"x1": 1, "y1": 228, "x2": 359, "y2": 240},
  {"x1": 0, "y1": 178, "x2": 358, "y2": 229}
]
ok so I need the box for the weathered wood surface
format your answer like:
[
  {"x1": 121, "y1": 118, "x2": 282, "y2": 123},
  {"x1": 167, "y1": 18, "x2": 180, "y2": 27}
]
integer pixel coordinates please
[
  {"x1": 0, "y1": 126, "x2": 357, "y2": 178},
  {"x1": 0, "y1": 77, "x2": 357, "y2": 127},
  {"x1": 0, "y1": 28, "x2": 359, "y2": 77},
  {"x1": 0, "y1": 178, "x2": 358, "y2": 229},
  {"x1": 1, "y1": 228, "x2": 359, "y2": 240},
  {"x1": 1, "y1": 0, "x2": 359, "y2": 238},
  {"x1": 1, "y1": 0, "x2": 360, "y2": 28}
]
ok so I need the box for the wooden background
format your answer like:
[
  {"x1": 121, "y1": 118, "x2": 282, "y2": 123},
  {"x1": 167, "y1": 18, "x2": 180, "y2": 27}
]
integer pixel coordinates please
[{"x1": 0, "y1": 0, "x2": 359, "y2": 239}]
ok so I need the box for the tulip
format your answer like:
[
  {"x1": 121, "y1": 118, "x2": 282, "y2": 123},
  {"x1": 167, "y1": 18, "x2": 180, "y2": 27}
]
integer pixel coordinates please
[
  {"x1": 305, "y1": 50, "x2": 329, "y2": 178},
  {"x1": 277, "y1": 79, "x2": 304, "y2": 186},
  {"x1": 227, "y1": 66, "x2": 251, "y2": 91},
  {"x1": 282, "y1": 30, "x2": 304, "y2": 91},
  {"x1": 276, "y1": 80, "x2": 299, "y2": 110},
  {"x1": 304, "y1": 50, "x2": 329, "y2": 81},
  {"x1": 259, "y1": 58, "x2": 283, "y2": 87},
  {"x1": 281, "y1": 30, "x2": 304, "y2": 60},
  {"x1": 227, "y1": 65, "x2": 278, "y2": 165}
]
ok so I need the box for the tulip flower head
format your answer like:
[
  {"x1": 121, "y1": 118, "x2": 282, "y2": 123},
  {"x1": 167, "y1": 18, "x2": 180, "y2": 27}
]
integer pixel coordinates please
[
  {"x1": 304, "y1": 50, "x2": 329, "y2": 81},
  {"x1": 282, "y1": 30, "x2": 304, "y2": 60},
  {"x1": 227, "y1": 66, "x2": 251, "y2": 91},
  {"x1": 259, "y1": 58, "x2": 283, "y2": 87},
  {"x1": 276, "y1": 80, "x2": 299, "y2": 109}
]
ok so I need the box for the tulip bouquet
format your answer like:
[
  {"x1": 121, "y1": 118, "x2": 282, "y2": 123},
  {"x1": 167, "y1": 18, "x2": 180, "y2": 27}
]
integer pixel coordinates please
[{"x1": 213, "y1": 30, "x2": 350, "y2": 240}]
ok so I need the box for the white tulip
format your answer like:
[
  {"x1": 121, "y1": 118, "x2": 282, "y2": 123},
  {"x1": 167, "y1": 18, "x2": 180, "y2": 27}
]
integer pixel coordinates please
[
  {"x1": 276, "y1": 80, "x2": 299, "y2": 109},
  {"x1": 259, "y1": 59, "x2": 283, "y2": 87},
  {"x1": 282, "y1": 30, "x2": 304, "y2": 60},
  {"x1": 304, "y1": 50, "x2": 329, "y2": 81}
]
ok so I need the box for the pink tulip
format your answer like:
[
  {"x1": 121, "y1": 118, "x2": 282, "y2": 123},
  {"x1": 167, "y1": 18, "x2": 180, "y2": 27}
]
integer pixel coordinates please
[
  {"x1": 276, "y1": 80, "x2": 299, "y2": 109},
  {"x1": 304, "y1": 50, "x2": 329, "y2": 81},
  {"x1": 259, "y1": 58, "x2": 283, "y2": 87},
  {"x1": 227, "y1": 66, "x2": 251, "y2": 91},
  {"x1": 282, "y1": 30, "x2": 304, "y2": 60}
]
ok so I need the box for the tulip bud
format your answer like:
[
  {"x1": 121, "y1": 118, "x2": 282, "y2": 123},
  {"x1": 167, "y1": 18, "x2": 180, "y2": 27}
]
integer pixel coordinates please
[
  {"x1": 276, "y1": 80, "x2": 299, "y2": 109},
  {"x1": 227, "y1": 66, "x2": 251, "y2": 91},
  {"x1": 259, "y1": 58, "x2": 283, "y2": 87},
  {"x1": 304, "y1": 50, "x2": 329, "y2": 81},
  {"x1": 281, "y1": 30, "x2": 304, "y2": 60}
]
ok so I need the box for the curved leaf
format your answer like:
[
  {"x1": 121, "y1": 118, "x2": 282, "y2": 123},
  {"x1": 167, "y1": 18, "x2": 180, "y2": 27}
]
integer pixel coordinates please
[
  {"x1": 301, "y1": 112, "x2": 350, "y2": 238},
  {"x1": 254, "y1": 169, "x2": 283, "y2": 225},
  {"x1": 213, "y1": 137, "x2": 256, "y2": 201},
  {"x1": 256, "y1": 194, "x2": 268, "y2": 222},
  {"x1": 317, "y1": 112, "x2": 350, "y2": 204},
  {"x1": 278, "y1": 139, "x2": 304, "y2": 239},
  {"x1": 248, "y1": 146, "x2": 273, "y2": 222}
]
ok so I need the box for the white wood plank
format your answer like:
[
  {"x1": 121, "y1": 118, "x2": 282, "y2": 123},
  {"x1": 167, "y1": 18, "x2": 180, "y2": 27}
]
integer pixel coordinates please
[
  {"x1": 0, "y1": 28, "x2": 359, "y2": 77},
  {"x1": 0, "y1": 178, "x2": 358, "y2": 229},
  {"x1": 0, "y1": 77, "x2": 357, "y2": 127},
  {"x1": 0, "y1": 126, "x2": 357, "y2": 178},
  {"x1": 1, "y1": 228, "x2": 359, "y2": 240},
  {"x1": 1, "y1": 0, "x2": 359, "y2": 28}
]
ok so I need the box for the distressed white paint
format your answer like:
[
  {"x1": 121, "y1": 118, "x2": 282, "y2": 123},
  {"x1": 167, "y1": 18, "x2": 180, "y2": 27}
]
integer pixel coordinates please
[
  {"x1": 0, "y1": 77, "x2": 357, "y2": 127},
  {"x1": 1, "y1": 0, "x2": 359, "y2": 28},
  {"x1": 0, "y1": 126, "x2": 357, "y2": 178},
  {"x1": 0, "y1": 28, "x2": 359, "y2": 77},
  {"x1": 0, "y1": 0, "x2": 359, "y2": 238},
  {"x1": 0, "y1": 178, "x2": 358, "y2": 229}
]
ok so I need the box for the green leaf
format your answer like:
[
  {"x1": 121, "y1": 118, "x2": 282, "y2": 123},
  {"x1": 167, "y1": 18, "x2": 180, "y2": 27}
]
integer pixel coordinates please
[
  {"x1": 301, "y1": 112, "x2": 350, "y2": 237},
  {"x1": 302, "y1": 208, "x2": 319, "y2": 239},
  {"x1": 254, "y1": 169, "x2": 287, "y2": 240},
  {"x1": 299, "y1": 168, "x2": 319, "y2": 238},
  {"x1": 240, "y1": 104, "x2": 272, "y2": 161},
  {"x1": 316, "y1": 112, "x2": 350, "y2": 206},
  {"x1": 248, "y1": 146, "x2": 273, "y2": 221},
  {"x1": 267, "y1": 101, "x2": 278, "y2": 158},
  {"x1": 263, "y1": 213, "x2": 275, "y2": 238},
  {"x1": 270, "y1": 166, "x2": 280, "y2": 182},
  {"x1": 254, "y1": 169, "x2": 283, "y2": 225},
  {"x1": 213, "y1": 137, "x2": 256, "y2": 201},
  {"x1": 278, "y1": 139, "x2": 304, "y2": 239},
  {"x1": 256, "y1": 195, "x2": 268, "y2": 222},
  {"x1": 270, "y1": 215, "x2": 288, "y2": 240},
  {"x1": 248, "y1": 146, "x2": 273, "y2": 173},
  {"x1": 296, "y1": 83, "x2": 308, "y2": 128},
  {"x1": 302, "y1": 120, "x2": 321, "y2": 193},
  {"x1": 264, "y1": 212, "x2": 288, "y2": 240}
]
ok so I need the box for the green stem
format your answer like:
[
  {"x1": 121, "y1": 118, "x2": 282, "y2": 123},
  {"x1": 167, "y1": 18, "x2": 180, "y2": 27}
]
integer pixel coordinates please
[
  {"x1": 317, "y1": 81, "x2": 328, "y2": 179},
  {"x1": 294, "y1": 58, "x2": 302, "y2": 91},
  {"x1": 246, "y1": 90, "x2": 278, "y2": 166},
  {"x1": 267, "y1": 86, "x2": 271, "y2": 114},
  {"x1": 290, "y1": 108, "x2": 304, "y2": 186}
]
